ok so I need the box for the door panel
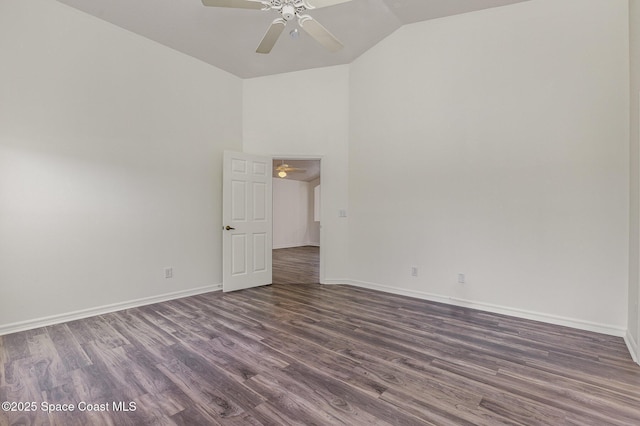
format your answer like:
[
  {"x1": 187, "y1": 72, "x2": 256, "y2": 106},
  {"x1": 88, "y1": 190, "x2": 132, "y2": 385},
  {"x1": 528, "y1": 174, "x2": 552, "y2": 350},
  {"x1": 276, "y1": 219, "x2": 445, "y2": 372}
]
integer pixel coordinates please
[
  {"x1": 253, "y1": 233, "x2": 267, "y2": 272},
  {"x1": 231, "y1": 234, "x2": 247, "y2": 276},
  {"x1": 231, "y1": 181, "x2": 247, "y2": 221},
  {"x1": 223, "y1": 151, "x2": 272, "y2": 292}
]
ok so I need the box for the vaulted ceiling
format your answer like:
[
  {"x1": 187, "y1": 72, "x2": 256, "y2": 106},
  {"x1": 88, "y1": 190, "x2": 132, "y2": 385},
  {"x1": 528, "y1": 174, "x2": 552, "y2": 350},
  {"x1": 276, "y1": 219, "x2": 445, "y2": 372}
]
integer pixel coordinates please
[{"x1": 56, "y1": 0, "x2": 529, "y2": 78}]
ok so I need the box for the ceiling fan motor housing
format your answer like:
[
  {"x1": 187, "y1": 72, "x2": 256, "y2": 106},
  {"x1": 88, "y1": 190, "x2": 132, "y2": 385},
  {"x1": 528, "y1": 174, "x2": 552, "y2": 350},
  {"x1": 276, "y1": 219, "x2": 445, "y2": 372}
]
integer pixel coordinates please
[{"x1": 281, "y1": 4, "x2": 296, "y2": 20}]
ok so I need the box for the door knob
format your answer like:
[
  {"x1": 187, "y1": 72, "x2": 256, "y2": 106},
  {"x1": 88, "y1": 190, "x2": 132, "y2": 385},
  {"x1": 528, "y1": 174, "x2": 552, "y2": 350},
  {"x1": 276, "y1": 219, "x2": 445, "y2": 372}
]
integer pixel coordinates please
[{"x1": 225, "y1": 225, "x2": 235, "y2": 231}]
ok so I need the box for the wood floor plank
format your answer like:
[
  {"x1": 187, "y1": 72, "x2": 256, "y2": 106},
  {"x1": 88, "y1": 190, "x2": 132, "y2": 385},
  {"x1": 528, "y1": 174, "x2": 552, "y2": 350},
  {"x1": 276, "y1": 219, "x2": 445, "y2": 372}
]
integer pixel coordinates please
[
  {"x1": 245, "y1": 372, "x2": 350, "y2": 425},
  {"x1": 157, "y1": 356, "x2": 245, "y2": 424},
  {"x1": 281, "y1": 361, "x2": 426, "y2": 426},
  {"x1": 259, "y1": 331, "x2": 388, "y2": 398},
  {"x1": 1, "y1": 246, "x2": 639, "y2": 425},
  {"x1": 379, "y1": 388, "x2": 503, "y2": 426},
  {"x1": 272, "y1": 246, "x2": 319, "y2": 285},
  {"x1": 250, "y1": 400, "x2": 328, "y2": 426}
]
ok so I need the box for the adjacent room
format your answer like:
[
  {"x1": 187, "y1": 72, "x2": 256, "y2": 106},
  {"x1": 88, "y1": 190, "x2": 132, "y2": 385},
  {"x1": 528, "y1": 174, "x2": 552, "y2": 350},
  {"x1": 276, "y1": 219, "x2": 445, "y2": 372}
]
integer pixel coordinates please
[
  {"x1": 1, "y1": 0, "x2": 639, "y2": 424},
  {"x1": 272, "y1": 158, "x2": 321, "y2": 284}
]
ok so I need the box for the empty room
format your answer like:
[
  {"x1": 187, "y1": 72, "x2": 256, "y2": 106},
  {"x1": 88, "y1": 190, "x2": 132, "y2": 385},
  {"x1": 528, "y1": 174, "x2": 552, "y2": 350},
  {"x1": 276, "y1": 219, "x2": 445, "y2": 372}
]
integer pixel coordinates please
[{"x1": 1, "y1": 0, "x2": 640, "y2": 424}]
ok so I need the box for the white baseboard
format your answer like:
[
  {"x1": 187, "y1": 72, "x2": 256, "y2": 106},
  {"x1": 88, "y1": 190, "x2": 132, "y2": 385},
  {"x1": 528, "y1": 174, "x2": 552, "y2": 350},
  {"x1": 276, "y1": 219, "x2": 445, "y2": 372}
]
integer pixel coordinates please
[
  {"x1": 322, "y1": 278, "x2": 351, "y2": 285},
  {"x1": 0, "y1": 283, "x2": 222, "y2": 336},
  {"x1": 273, "y1": 242, "x2": 320, "y2": 250},
  {"x1": 337, "y1": 279, "x2": 627, "y2": 338},
  {"x1": 626, "y1": 330, "x2": 639, "y2": 365}
]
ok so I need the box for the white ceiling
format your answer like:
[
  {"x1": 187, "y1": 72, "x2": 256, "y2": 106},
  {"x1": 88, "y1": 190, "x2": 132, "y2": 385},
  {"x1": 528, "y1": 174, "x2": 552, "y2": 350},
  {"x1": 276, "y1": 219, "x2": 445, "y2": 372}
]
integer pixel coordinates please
[{"x1": 56, "y1": 0, "x2": 529, "y2": 79}]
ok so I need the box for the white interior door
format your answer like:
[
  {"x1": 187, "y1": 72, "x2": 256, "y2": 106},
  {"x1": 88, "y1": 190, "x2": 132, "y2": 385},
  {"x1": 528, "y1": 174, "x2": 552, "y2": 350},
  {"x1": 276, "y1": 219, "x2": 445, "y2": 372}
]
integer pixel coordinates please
[{"x1": 222, "y1": 151, "x2": 272, "y2": 292}]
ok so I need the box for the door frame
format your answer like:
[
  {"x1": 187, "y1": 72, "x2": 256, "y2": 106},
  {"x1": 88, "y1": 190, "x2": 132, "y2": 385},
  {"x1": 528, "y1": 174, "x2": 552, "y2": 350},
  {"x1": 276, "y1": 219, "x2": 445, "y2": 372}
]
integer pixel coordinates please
[{"x1": 271, "y1": 154, "x2": 325, "y2": 284}]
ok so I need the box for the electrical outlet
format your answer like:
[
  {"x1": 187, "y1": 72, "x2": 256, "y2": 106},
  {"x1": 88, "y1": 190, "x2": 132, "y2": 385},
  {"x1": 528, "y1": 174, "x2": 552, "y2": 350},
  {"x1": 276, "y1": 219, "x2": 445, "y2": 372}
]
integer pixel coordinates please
[
  {"x1": 411, "y1": 267, "x2": 418, "y2": 277},
  {"x1": 458, "y1": 273, "x2": 465, "y2": 284},
  {"x1": 165, "y1": 267, "x2": 173, "y2": 279}
]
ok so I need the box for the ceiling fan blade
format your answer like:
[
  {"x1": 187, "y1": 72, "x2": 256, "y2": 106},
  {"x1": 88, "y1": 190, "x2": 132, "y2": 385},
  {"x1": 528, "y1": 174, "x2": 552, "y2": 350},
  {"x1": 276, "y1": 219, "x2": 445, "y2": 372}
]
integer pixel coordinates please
[
  {"x1": 298, "y1": 16, "x2": 343, "y2": 52},
  {"x1": 276, "y1": 163, "x2": 306, "y2": 172},
  {"x1": 201, "y1": 0, "x2": 265, "y2": 10},
  {"x1": 256, "y1": 19, "x2": 286, "y2": 54},
  {"x1": 302, "y1": 0, "x2": 352, "y2": 9}
]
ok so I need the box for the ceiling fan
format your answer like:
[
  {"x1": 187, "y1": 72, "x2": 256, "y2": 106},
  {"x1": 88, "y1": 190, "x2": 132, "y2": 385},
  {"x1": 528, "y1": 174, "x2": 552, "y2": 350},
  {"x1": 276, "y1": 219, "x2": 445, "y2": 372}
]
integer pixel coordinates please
[
  {"x1": 275, "y1": 161, "x2": 306, "y2": 178},
  {"x1": 201, "y1": 0, "x2": 352, "y2": 54}
]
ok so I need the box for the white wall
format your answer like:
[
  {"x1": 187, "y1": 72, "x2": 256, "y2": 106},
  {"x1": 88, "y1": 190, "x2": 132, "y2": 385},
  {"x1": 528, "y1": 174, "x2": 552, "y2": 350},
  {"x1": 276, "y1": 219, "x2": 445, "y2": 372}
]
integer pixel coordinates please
[
  {"x1": 629, "y1": 0, "x2": 640, "y2": 362},
  {"x1": 0, "y1": 0, "x2": 242, "y2": 331},
  {"x1": 273, "y1": 177, "x2": 320, "y2": 248},
  {"x1": 349, "y1": 0, "x2": 630, "y2": 334},
  {"x1": 243, "y1": 66, "x2": 350, "y2": 282}
]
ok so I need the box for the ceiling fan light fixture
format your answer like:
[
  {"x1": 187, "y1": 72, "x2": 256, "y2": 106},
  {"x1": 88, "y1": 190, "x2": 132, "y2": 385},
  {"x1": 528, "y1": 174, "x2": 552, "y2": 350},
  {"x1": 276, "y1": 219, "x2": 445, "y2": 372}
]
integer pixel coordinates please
[{"x1": 278, "y1": 170, "x2": 287, "y2": 178}]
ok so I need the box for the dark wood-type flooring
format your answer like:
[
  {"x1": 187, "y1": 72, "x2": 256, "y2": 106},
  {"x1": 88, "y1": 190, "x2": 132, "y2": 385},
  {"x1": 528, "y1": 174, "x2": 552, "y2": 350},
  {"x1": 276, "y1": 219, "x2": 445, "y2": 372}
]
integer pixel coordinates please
[
  {"x1": 1, "y1": 246, "x2": 640, "y2": 425},
  {"x1": 273, "y1": 246, "x2": 319, "y2": 285}
]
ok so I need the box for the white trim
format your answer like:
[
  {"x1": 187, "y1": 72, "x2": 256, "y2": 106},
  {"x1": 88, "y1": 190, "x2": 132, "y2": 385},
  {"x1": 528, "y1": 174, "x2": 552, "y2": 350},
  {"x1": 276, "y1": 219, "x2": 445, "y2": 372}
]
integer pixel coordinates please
[
  {"x1": 273, "y1": 242, "x2": 320, "y2": 250},
  {"x1": 626, "y1": 330, "x2": 639, "y2": 364},
  {"x1": 341, "y1": 279, "x2": 627, "y2": 337},
  {"x1": 322, "y1": 278, "x2": 351, "y2": 285},
  {"x1": 0, "y1": 284, "x2": 222, "y2": 336}
]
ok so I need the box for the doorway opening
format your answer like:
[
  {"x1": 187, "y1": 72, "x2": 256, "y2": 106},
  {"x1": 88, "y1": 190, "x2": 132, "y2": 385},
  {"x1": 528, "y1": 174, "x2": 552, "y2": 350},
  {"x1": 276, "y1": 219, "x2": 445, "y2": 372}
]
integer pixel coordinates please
[{"x1": 272, "y1": 158, "x2": 321, "y2": 284}]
